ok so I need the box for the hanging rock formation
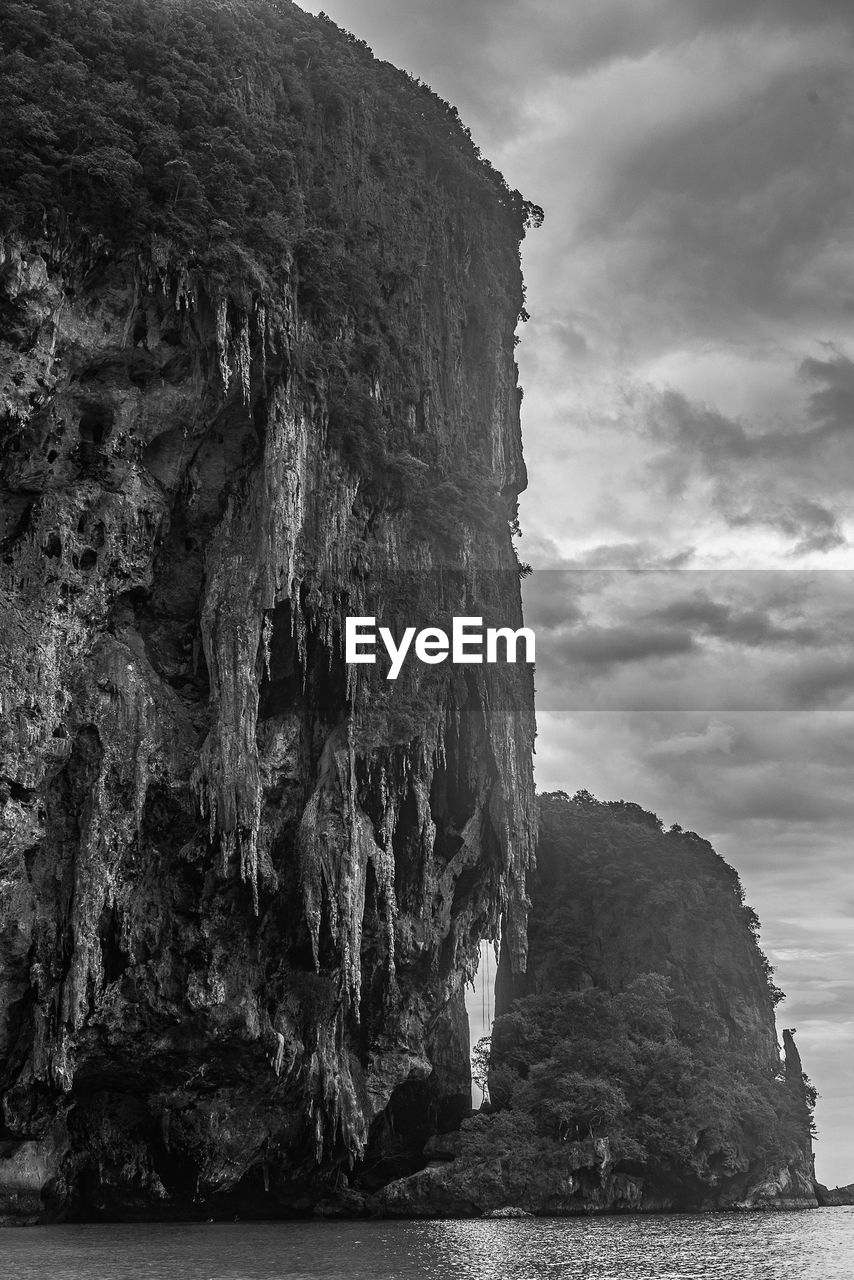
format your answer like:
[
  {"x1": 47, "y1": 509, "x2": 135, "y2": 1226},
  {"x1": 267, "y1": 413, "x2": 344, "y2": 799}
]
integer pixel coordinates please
[{"x1": 0, "y1": 0, "x2": 536, "y2": 1221}]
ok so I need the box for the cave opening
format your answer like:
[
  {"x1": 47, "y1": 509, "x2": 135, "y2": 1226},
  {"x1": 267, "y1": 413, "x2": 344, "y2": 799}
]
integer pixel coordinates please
[
  {"x1": 78, "y1": 406, "x2": 110, "y2": 445},
  {"x1": 77, "y1": 402, "x2": 112, "y2": 471},
  {"x1": 258, "y1": 599, "x2": 299, "y2": 721},
  {"x1": 359, "y1": 1077, "x2": 437, "y2": 1191},
  {"x1": 97, "y1": 900, "x2": 129, "y2": 986}
]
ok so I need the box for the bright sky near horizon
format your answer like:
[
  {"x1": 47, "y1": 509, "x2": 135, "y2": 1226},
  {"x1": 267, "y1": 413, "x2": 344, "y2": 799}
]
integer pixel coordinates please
[{"x1": 298, "y1": 0, "x2": 854, "y2": 1186}]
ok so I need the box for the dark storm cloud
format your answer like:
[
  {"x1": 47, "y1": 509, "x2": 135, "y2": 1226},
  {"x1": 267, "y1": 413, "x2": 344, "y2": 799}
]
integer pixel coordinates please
[
  {"x1": 714, "y1": 773, "x2": 854, "y2": 824},
  {"x1": 687, "y1": 0, "x2": 854, "y2": 25},
  {"x1": 552, "y1": 623, "x2": 695, "y2": 668},
  {"x1": 643, "y1": 374, "x2": 853, "y2": 552},
  {"x1": 542, "y1": 44, "x2": 854, "y2": 366},
  {"x1": 527, "y1": 570, "x2": 854, "y2": 711},
  {"x1": 565, "y1": 544, "x2": 696, "y2": 571},
  {"x1": 313, "y1": 0, "x2": 854, "y2": 90},
  {"x1": 508, "y1": 10, "x2": 854, "y2": 571},
  {"x1": 546, "y1": 317, "x2": 590, "y2": 361},
  {"x1": 587, "y1": 61, "x2": 852, "y2": 236},
  {"x1": 520, "y1": 543, "x2": 697, "y2": 573},
  {"x1": 729, "y1": 501, "x2": 846, "y2": 556},
  {"x1": 648, "y1": 595, "x2": 821, "y2": 647},
  {"x1": 786, "y1": 658, "x2": 854, "y2": 709},
  {"x1": 535, "y1": 710, "x2": 854, "y2": 882},
  {"x1": 522, "y1": 578, "x2": 585, "y2": 630},
  {"x1": 802, "y1": 352, "x2": 854, "y2": 436}
]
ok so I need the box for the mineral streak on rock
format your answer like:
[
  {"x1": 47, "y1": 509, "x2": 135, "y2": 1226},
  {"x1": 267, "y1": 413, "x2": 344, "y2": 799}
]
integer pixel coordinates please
[{"x1": 0, "y1": 0, "x2": 535, "y2": 1220}]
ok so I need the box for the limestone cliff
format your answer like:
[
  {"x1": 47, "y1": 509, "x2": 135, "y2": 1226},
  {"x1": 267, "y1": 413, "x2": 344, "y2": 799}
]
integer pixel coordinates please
[
  {"x1": 0, "y1": 0, "x2": 536, "y2": 1221},
  {"x1": 495, "y1": 793, "x2": 818, "y2": 1212},
  {"x1": 379, "y1": 792, "x2": 817, "y2": 1216},
  {"x1": 815, "y1": 1182, "x2": 854, "y2": 1207}
]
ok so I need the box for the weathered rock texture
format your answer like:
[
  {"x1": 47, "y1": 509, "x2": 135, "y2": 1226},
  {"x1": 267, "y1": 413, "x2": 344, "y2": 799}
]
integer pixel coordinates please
[{"x1": 0, "y1": 0, "x2": 535, "y2": 1221}]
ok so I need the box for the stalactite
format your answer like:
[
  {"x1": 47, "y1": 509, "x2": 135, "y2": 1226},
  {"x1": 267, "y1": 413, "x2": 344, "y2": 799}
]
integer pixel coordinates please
[
  {"x1": 255, "y1": 301, "x2": 267, "y2": 382},
  {"x1": 215, "y1": 297, "x2": 231, "y2": 392},
  {"x1": 236, "y1": 314, "x2": 251, "y2": 404}
]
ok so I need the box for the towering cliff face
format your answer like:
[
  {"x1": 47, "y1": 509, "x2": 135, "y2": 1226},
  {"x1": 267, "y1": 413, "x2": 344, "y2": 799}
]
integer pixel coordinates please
[
  {"x1": 0, "y1": 0, "x2": 536, "y2": 1221},
  {"x1": 379, "y1": 793, "x2": 817, "y2": 1217}
]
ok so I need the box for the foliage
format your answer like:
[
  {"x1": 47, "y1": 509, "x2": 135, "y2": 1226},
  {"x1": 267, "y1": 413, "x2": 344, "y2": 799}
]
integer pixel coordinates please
[
  {"x1": 0, "y1": 0, "x2": 529, "y2": 276},
  {"x1": 0, "y1": 0, "x2": 539, "y2": 539},
  {"x1": 471, "y1": 1035, "x2": 491, "y2": 1103},
  {"x1": 478, "y1": 975, "x2": 799, "y2": 1186},
  {"x1": 526, "y1": 790, "x2": 776, "y2": 1005},
  {"x1": 461, "y1": 791, "x2": 817, "y2": 1202}
]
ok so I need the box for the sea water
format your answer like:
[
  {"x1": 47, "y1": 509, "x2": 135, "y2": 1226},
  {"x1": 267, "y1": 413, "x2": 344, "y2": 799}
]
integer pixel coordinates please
[{"x1": 1, "y1": 1209, "x2": 852, "y2": 1280}]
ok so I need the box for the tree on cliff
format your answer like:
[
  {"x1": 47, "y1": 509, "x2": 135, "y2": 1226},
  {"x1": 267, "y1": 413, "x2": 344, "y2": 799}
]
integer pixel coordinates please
[{"x1": 471, "y1": 1036, "x2": 492, "y2": 1105}]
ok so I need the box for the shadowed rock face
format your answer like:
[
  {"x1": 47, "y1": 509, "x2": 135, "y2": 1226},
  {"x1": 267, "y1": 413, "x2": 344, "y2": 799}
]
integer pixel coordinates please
[{"x1": 0, "y1": 1, "x2": 535, "y2": 1222}]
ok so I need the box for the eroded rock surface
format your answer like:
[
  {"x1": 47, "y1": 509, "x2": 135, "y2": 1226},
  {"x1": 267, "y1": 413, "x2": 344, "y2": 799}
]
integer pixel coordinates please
[{"x1": 0, "y1": 1, "x2": 535, "y2": 1221}]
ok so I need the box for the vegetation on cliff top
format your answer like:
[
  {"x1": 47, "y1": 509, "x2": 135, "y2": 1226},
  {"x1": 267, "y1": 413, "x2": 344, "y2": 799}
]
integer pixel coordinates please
[
  {"x1": 462, "y1": 792, "x2": 816, "y2": 1208},
  {"x1": 0, "y1": 0, "x2": 539, "y2": 281},
  {"x1": 0, "y1": 0, "x2": 541, "y2": 537}
]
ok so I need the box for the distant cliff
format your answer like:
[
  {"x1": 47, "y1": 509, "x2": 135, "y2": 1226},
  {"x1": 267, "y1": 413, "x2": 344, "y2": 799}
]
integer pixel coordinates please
[
  {"x1": 815, "y1": 1182, "x2": 854, "y2": 1207},
  {"x1": 380, "y1": 792, "x2": 817, "y2": 1216},
  {"x1": 0, "y1": 0, "x2": 536, "y2": 1221}
]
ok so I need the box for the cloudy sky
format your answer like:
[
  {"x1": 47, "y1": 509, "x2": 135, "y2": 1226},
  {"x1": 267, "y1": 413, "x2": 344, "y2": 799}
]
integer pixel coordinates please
[{"x1": 299, "y1": 0, "x2": 854, "y2": 1185}]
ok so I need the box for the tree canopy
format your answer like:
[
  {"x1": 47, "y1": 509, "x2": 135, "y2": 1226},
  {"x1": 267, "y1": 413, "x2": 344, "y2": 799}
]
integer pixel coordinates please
[
  {"x1": 0, "y1": 0, "x2": 533, "y2": 291},
  {"x1": 0, "y1": 0, "x2": 539, "y2": 528},
  {"x1": 463, "y1": 791, "x2": 815, "y2": 1207}
]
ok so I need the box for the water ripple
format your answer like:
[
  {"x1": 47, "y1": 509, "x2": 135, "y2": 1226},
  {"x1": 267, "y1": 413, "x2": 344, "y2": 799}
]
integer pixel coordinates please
[{"x1": 2, "y1": 1209, "x2": 852, "y2": 1280}]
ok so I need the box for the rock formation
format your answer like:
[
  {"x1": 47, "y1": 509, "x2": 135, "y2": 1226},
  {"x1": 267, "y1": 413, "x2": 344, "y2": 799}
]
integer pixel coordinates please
[
  {"x1": 379, "y1": 793, "x2": 818, "y2": 1216},
  {"x1": 815, "y1": 1182, "x2": 854, "y2": 1207},
  {"x1": 499, "y1": 795, "x2": 818, "y2": 1211},
  {"x1": 0, "y1": 0, "x2": 536, "y2": 1221}
]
